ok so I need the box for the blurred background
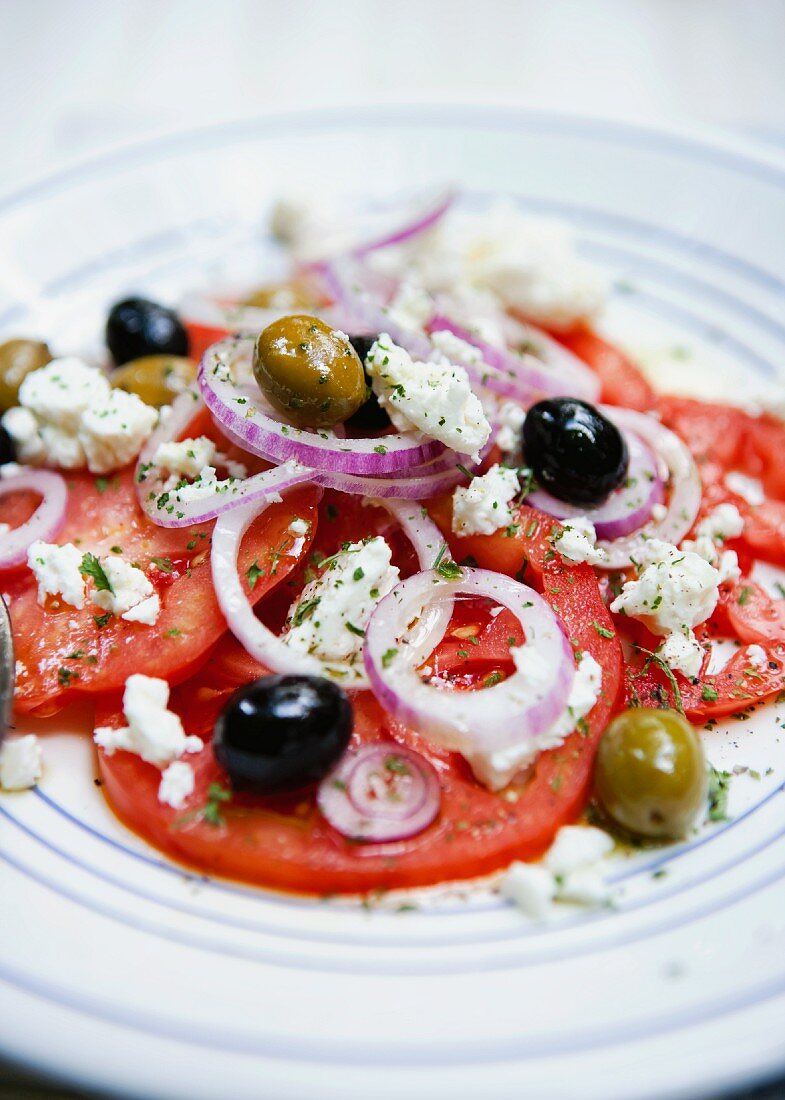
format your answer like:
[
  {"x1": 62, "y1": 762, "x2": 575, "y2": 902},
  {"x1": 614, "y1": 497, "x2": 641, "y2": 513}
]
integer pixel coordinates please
[
  {"x1": 1, "y1": 2, "x2": 785, "y2": 1097},
  {"x1": 1, "y1": 0, "x2": 785, "y2": 195}
]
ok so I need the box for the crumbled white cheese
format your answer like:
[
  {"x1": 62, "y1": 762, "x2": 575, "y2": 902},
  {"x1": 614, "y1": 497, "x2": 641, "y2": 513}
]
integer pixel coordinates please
[
  {"x1": 19, "y1": 357, "x2": 109, "y2": 430},
  {"x1": 79, "y1": 389, "x2": 158, "y2": 474},
  {"x1": 2, "y1": 406, "x2": 47, "y2": 464},
  {"x1": 410, "y1": 207, "x2": 608, "y2": 329},
  {"x1": 610, "y1": 539, "x2": 720, "y2": 679},
  {"x1": 544, "y1": 825, "x2": 614, "y2": 876},
  {"x1": 90, "y1": 557, "x2": 160, "y2": 624},
  {"x1": 152, "y1": 436, "x2": 217, "y2": 478},
  {"x1": 610, "y1": 540, "x2": 720, "y2": 633},
  {"x1": 94, "y1": 674, "x2": 203, "y2": 767},
  {"x1": 27, "y1": 540, "x2": 86, "y2": 609},
  {"x1": 695, "y1": 503, "x2": 745, "y2": 543},
  {"x1": 365, "y1": 334, "x2": 491, "y2": 460},
  {"x1": 747, "y1": 644, "x2": 768, "y2": 669},
  {"x1": 658, "y1": 631, "x2": 706, "y2": 679},
  {"x1": 284, "y1": 537, "x2": 399, "y2": 677},
  {"x1": 496, "y1": 401, "x2": 526, "y2": 454},
  {"x1": 160, "y1": 465, "x2": 246, "y2": 508},
  {"x1": 158, "y1": 760, "x2": 195, "y2": 809},
  {"x1": 386, "y1": 280, "x2": 434, "y2": 331},
  {"x1": 0, "y1": 734, "x2": 43, "y2": 791},
  {"x1": 500, "y1": 823, "x2": 614, "y2": 918},
  {"x1": 682, "y1": 504, "x2": 744, "y2": 585},
  {"x1": 467, "y1": 653, "x2": 602, "y2": 790},
  {"x1": 452, "y1": 464, "x2": 519, "y2": 536},
  {"x1": 725, "y1": 471, "x2": 764, "y2": 507},
  {"x1": 429, "y1": 328, "x2": 486, "y2": 370},
  {"x1": 2, "y1": 358, "x2": 156, "y2": 474},
  {"x1": 288, "y1": 517, "x2": 310, "y2": 536},
  {"x1": 651, "y1": 502, "x2": 668, "y2": 522},
  {"x1": 499, "y1": 862, "x2": 555, "y2": 919},
  {"x1": 553, "y1": 516, "x2": 607, "y2": 566}
]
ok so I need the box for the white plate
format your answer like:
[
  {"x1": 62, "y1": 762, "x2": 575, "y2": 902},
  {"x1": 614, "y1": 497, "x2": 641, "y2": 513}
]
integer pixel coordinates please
[{"x1": 2, "y1": 106, "x2": 785, "y2": 1100}]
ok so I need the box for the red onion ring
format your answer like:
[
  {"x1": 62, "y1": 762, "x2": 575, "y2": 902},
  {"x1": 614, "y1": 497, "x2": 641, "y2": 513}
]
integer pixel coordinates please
[
  {"x1": 364, "y1": 567, "x2": 575, "y2": 754},
  {"x1": 317, "y1": 743, "x2": 441, "y2": 841},
  {"x1": 595, "y1": 407, "x2": 701, "y2": 569},
  {"x1": 526, "y1": 429, "x2": 665, "y2": 540},
  {"x1": 0, "y1": 468, "x2": 68, "y2": 569},
  {"x1": 503, "y1": 313, "x2": 602, "y2": 402},
  {"x1": 198, "y1": 338, "x2": 445, "y2": 476},
  {"x1": 427, "y1": 314, "x2": 594, "y2": 404},
  {"x1": 211, "y1": 495, "x2": 452, "y2": 686},
  {"x1": 134, "y1": 389, "x2": 314, "y2": 528},
  {"x1": 351, "y1": 190, "x2": 455, "y2": 259}
]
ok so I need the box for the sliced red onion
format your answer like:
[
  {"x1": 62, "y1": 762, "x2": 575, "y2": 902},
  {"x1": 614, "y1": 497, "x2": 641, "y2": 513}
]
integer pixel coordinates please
[
  {"x1": 428, "y1": 314, "x2": 590, "y2": 404},
  {"x1": 503, "y1": 313, "x2": 602, "y2": 402},
  {"x1": 212, "y1": 495, "x2": 455, "y2": 685},
  {"x1": 211, "y1": 498, "x2": 326, "y2": 679},
  {"x1": 364, "y1": 567, "x2": 575, "y2": 755},
  {"x1": 351, "y1": 190, "x2": 454, "y2": 259},
  {"x1": 595, "y1": 407, "x2": 701, "y2": 569},
  {"x1": 317, "y1": 743, "x2": 441, "y2": 841},
  {"x1": 0, "y1": 468, "x2": 68, "y2": 569},
  {"x1": 134, "y1": 389, "x2": 314, "y2": 528},
  {"x1": 198, "y1": 338, "x2": 445, "y2": 475},
  {"x1": 315, "y1": 260, "x2": 434, "y2": 360},
  {"x1": 526, "y1": 429, "x2": 665, "y2": 540}
]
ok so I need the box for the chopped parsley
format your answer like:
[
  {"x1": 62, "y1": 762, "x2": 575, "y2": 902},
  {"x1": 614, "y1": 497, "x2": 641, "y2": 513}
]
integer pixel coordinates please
[
  {"x1": 591, "y1": 620, "x2": 615, "y2": 639},
  {"x1": 707, "y1": 766, "x2": 732, "y2": 822},
  {"x1": 381, "y1": 648, "x2": 398, "y2": 668},
  {"x1": 246, "y1": 561, "x2": 265, "y2": 590},
  {"x1": 701, "y1": 684, "x2": 719, "y2": 702},
  {"x1": 80, "y1": 552, "x2": 113, "y2": 593},
  {"x1": 57, "y1": 666, "x2": 80, "y2": 687},
  {"x1": 93, "y1": 611, "x2": 112, "y2": 629},
  {"x1": 150, "y1": 556, "x2": 173, "y2": 573},
  {"x1": 345, "y1": 621, "x2": 365, "y2": 638}
]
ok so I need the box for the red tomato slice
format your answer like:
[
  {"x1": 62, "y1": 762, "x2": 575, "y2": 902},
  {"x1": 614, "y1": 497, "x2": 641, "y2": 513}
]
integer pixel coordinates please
[
  {"x1": 2, "y1": 469, "x2": 319, "y2": 714},
  {"x1": 97, "y1": 499, "x2": 623, "y2": 894},
  {"x1": 185, "y1": 321, "x2": 233, "y2": 364},
  {"x1": 544, "y1": 322, "x2": 655, "y2": 411},
  {"x1": 714, "y1": 582, "x2": 785, "y2": 646},
  {"x1": 628, "y1": 641, "x2": 785, "y2": 722}
]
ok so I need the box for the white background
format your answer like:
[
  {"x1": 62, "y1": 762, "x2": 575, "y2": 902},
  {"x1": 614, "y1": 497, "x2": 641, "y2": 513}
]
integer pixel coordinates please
[{"x1": 1, "y1": 0, "x2": 785, "y2": 193}]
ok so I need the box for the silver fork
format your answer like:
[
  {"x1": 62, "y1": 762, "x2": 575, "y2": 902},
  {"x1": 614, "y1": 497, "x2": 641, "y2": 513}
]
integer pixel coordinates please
[{"x1": 0, "y1": 596, "x2": 13, "y2": 745}]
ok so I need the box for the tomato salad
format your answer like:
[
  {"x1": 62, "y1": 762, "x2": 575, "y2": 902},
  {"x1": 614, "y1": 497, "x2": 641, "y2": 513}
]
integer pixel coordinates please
[{"x1": 2, "y1": 193, "x2": 785, "y2": 910}]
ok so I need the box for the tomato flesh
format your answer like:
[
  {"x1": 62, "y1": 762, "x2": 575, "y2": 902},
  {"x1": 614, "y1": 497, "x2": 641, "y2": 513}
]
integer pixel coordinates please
[
  {"x1": 2, "y1": 468, "x2": 319, "y2": 714},
  {"x1": 97, "y1": 496, "x2": 623, "y2": 894}
]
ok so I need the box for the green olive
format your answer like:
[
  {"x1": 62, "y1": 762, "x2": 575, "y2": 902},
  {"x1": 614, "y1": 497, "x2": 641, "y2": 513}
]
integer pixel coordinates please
[
  {"x1": 595, "y1": 708, "x2": 707, "y2": 840},
  {"x1": 242, "y1": 282, "x2": 315, "y2": 310},
  {"x1": 0, "y1": 339, "x2": 52, "y2": 410},
  {"x1": 111, "y1": 355, "x2": 197, "y2": 407},
  {"x1": 253, "y1": 314, "x2": 366, "y2": 429}
]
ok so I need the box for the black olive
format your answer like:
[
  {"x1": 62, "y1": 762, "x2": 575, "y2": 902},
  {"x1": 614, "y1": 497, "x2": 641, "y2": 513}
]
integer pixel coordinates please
[
  {"x1": 0, "y1": 425, "x2": 15, "y2": 465},
  {"x1": 106, "y1": 296, "x2": 189, "y2": 366},
  {"x1": 344, "y1": 333, "x2": 391, "y2": 433},
  {"x1": 523, "y1": 397, "x2": 629, "y2": 506},
  {"x1": 213, "y1": 674, "x2": 352, "y2": 794}
]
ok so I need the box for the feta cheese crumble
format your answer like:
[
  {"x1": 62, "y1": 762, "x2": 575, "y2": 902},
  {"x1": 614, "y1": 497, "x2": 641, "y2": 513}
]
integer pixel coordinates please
[
  {"x1": 2, "y1": 358, "x2": 157, "y2": 473},
  {"x1": 725, "y1": 471, "x2": 764, "y2": 507},
  {"x1": 451, "y1": 464, "x2": 519, "y2": 536},
  {"x1": 284, "y1": 537, "x2": 399, "y2": 678},
  {"x1": 610, "y1": 539, "x2": 721, "y2": 678},
  {"x1": 90, "y1": 557, "x2": 160, "y2": 625},
  {"x1": 466, "y1": 652, "x2": 602, "y2": 790},
  {"x1": 27, "y1": 540, "x2": 86, "y2": 609},
  {"x1": 496, "y1": 401, "x2": 526, "y2": 454},
  {"x1": 500, "y1": 825, "x2": 614, "y2": 918},
  {"x1": 94, "y1": 674, "x2": 203, "y2": 767},
  {"x1": 152, "y1": 436, "x2": 217, "y2": 478},
  {"x1": 0, "y1": 734, "x2": 43, "y2": 791},
  {"x1": 682, "y1": 504, "x2": 745, "y2": 585},
  {"x1": 364, "y1": 335, "x2": 491, "y2": 460},
  {"x1": 158, "y1": 760, "x2": 196, "y2": 809},
  {"x1": 552, "y1": 516, "x2": 607, "y2": 566}
]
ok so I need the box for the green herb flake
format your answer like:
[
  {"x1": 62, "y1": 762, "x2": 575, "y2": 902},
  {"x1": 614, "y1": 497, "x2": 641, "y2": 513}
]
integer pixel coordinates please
[
  {"x1": 80, "y1": 552, "x2": 113, "y2": 593},
  {"x1": 246, "y1": 561, "x2": 265, "y2": 590}
]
